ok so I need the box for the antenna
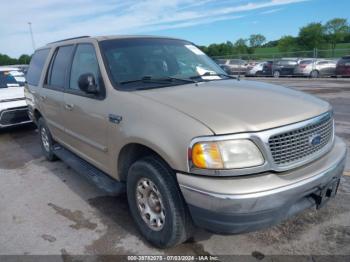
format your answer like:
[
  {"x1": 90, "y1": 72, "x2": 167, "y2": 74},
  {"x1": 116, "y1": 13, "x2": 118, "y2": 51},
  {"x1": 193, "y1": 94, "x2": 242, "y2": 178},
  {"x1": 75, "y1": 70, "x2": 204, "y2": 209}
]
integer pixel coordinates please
[{"x1": 28, "y1": 22, "x2": 36, "y2": 51}]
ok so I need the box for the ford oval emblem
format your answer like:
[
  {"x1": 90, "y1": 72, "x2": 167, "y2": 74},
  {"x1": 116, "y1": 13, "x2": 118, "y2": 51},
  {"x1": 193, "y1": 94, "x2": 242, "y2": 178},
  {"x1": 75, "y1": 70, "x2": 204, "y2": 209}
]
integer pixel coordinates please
[{"x1": 309, "y1": 134, "x2": 321, "y2": 146}]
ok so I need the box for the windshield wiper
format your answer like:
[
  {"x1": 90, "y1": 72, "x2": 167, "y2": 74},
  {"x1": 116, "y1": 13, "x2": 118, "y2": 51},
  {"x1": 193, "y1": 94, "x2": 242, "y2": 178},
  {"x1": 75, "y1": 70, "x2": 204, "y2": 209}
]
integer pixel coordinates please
[
  {"x1": 162, "y1": 76, "x2": 197, "y2": 83},
  {"x1": 119, "y1": 76, "x2": 197, "y2": 85},
  {"x1": 190, "y1": 72, "x2": 236, "y2": 80}
]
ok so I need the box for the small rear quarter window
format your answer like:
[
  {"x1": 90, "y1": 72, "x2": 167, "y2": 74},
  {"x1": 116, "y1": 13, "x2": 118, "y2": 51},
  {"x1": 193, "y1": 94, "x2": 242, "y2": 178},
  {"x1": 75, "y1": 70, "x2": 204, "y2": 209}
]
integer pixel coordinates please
[{"x1": 27, "y1": 48, "x2": 50, "y2": 86}]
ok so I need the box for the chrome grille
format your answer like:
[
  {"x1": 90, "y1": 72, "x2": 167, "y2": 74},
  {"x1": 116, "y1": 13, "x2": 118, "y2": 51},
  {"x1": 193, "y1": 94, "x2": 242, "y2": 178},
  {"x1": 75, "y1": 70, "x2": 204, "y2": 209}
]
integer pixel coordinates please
[{"x1": 268, "y1": 113, "x2": 333, "y2": 166}]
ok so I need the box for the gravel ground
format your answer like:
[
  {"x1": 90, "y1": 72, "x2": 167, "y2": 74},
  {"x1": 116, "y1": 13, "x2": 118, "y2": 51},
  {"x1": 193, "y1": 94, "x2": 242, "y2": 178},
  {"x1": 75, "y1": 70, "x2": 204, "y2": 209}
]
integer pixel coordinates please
[{"x1": 0, "y1": 78, "x2": 349, "y2": 260}]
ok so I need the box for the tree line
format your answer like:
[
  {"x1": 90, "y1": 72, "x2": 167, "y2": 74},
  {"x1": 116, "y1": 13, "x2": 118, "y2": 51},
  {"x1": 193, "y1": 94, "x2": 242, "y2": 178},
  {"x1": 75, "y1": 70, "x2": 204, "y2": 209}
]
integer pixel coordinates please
[
  {"x1": 199, "y1": 18, "x2": 350, "y2": 57},
  {"x1": 0, "y1": 53, "x2": 32, "y2": 66}
]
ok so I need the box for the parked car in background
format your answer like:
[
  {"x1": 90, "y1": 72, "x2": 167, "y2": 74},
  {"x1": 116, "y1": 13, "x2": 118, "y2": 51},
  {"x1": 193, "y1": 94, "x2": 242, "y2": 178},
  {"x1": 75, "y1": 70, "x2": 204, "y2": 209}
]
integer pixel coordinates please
[
  {"x1": 294, "y1": 59, "x2": 337, "y2": 78},
  {"x1": 335, "y1": 56, "x2": 350, "y2": 77},
  {"x1": 218, "y1": 59, "x2": 248, "y2": 75},
  {"x1": 245, "y1": 61, "x2": 273, "y2": 76},
  {"x1": 26, "y1": 35, "x2": 347, "y2": 248},
  {"x1": 0, "y1": 68, "x2": 31, "y2": 128},
  {"x1": 0, "y1": 66, "x2": 26, "y2": 86},
  {"x1": 14, "y1": 65, "x2": 30, "y2": 75},
  {"x1": 272, "y1": 58, "x2": 301, "y2": 77}
]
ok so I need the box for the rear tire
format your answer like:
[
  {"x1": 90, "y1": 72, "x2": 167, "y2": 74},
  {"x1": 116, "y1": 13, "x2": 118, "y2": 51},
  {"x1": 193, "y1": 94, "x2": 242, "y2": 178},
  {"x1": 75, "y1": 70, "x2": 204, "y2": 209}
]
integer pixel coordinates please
[
  {"x1": 38, "y1": 118, "x2": 57, "y2": 161},
  {"x1": 310, "y1": 70, "x2": 319, "y2": 78},
  {"x1": 273, "y1": 71, "x2": 280, "y2": 78},
  {"x1": 127, "y1": 156, "x2": 193, "y2": 248}
]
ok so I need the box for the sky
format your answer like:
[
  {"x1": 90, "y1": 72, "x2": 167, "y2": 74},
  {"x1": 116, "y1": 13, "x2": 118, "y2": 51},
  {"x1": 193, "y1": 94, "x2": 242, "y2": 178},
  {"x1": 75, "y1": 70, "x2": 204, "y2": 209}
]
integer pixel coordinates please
[{"x1": 1, "y1": 0, "x2": 349, "y2": 58}]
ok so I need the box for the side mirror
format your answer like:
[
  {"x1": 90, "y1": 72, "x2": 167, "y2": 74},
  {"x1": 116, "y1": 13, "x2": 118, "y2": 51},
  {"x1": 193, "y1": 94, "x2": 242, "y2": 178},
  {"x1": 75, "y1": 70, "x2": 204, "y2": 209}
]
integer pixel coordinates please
[{"x1": 78, "y1": 73, "x2": 98, "y2": 94}]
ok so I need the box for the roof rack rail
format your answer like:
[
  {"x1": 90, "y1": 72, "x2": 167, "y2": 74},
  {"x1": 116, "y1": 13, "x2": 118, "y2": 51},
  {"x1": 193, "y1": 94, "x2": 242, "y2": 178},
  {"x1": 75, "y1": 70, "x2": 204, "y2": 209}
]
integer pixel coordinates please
[{"x1": 48, "y1": 36, "x2": 90, "y2": 44}]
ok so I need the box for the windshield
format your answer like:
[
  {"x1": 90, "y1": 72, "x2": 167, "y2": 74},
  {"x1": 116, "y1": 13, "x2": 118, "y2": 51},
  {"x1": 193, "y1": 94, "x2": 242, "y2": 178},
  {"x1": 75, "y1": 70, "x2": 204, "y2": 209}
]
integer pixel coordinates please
[
  {"x1": 9, "y1": 70, "x2": 26, "y2": 86},
  {"x1": 0, "y1": 71, "x2": 20, "y2": 88},
  {"x1": 100, "y1": 38, "x2": 227, "y2": 90}
]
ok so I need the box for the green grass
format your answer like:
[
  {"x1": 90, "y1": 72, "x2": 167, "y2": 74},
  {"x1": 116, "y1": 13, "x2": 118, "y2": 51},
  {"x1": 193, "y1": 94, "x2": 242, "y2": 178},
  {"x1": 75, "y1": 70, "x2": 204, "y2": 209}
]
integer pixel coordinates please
[
  {"x1": 243, "y1": 43, "x2": 350, "y2": 60},
  {"x1": 335, "y1": 43, "x2": 350, "y2": 49}
]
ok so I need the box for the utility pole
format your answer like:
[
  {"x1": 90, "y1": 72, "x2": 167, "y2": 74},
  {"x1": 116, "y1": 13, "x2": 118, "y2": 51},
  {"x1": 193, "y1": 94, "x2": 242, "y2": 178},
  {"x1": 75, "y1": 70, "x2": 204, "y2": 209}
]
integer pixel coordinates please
[{"x1": 28, "y1": 22, "x2": 36, "y2": 51}]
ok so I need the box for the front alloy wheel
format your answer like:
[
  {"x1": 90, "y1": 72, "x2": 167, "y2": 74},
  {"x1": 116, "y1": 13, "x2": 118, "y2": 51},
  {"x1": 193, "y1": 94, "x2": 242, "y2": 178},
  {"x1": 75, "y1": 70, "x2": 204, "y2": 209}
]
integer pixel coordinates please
[{"x1": 136, "y1": 178, "x2": 166, "y2": 231}]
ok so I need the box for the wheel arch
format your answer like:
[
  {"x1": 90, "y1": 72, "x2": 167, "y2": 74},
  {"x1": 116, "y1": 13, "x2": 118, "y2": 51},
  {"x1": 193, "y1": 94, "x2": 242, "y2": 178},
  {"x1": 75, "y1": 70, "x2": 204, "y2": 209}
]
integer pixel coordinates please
[
  {"x1": 33, "y1": 108, "x2": 43, "y2": 122},
  {"x1": 117, "y1": 142, "x2": 176, "y2": 182}
]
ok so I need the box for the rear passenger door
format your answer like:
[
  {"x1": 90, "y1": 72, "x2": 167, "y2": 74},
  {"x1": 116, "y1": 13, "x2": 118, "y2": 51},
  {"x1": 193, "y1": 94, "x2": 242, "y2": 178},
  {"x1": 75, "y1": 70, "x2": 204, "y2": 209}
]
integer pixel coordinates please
[
  {"x1": 62, "y1": 43, "x2": 109, "y2": 172},
  {"x1": 41, "y1": 45, "x2": 74, "y2": 139}
]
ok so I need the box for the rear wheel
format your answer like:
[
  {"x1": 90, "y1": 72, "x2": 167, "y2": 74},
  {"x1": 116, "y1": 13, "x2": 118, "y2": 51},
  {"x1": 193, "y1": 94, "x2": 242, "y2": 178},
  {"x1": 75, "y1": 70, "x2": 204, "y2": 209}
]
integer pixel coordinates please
[
  {"x1": 127, "y1": 156, "x2": 193, "y2": 248},
  {"x1": 38, "y1": 118, "x2": 57, "y2": 161},
  {"x1": 273, "y1": 70, "x2": 280, "y2": 78},
  {"x1": 310, "y1": 70, "x2": 319, "y2": 78}
]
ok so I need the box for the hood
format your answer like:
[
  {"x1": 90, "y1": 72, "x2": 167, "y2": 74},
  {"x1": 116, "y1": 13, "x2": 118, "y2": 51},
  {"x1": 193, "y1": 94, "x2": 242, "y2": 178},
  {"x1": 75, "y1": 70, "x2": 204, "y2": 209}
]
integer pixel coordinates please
[
  {"x1": 0, "y1": 87, "x2": 25, "y2": 101},
  {"x1": 135, "y1": 80, "x2": 330, "y2": 135}
]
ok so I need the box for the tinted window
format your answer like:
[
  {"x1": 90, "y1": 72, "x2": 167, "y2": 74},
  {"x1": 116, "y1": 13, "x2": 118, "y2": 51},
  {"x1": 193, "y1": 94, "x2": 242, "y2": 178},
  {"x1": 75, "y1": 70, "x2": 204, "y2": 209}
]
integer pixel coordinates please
[
  {"x1": 300, "y1": 60, "x2": 313, "y2": 65},
  {"x1": 339, "y1": 57, "x2": 350, "y2": 64},
  {"x1": 48, "y1": 45, "x2": 74, "y2": 88},
  {"x1": 27, "y1": 49, "x2": 50, "y2": 86},
  {"x1": 278, "y1": 60, "x2": 297, "y2": 66},
  {"x1": 69, "y1": 44, "x2": 100, "y2": 90}
]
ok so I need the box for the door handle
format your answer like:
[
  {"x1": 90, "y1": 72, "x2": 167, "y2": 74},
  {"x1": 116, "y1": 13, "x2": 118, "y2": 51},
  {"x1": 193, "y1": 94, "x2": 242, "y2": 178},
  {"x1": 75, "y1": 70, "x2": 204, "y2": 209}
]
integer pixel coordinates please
[
  {"x1": 39, "y1": 95, "x2": 47, "y2": 102},
  {"x1": 109, "y1": 114, "x2": 122, "y2": 124},
  {"x1": 65, "y1": 104, "x2": 74, "y2": 111}
]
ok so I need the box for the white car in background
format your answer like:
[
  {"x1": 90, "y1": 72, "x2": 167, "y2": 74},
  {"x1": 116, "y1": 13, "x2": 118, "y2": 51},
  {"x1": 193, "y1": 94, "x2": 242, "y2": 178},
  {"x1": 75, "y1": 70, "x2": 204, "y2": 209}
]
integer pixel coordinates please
[{"x1": 0, "y1": 67, "x2": 31, "y2": 128}]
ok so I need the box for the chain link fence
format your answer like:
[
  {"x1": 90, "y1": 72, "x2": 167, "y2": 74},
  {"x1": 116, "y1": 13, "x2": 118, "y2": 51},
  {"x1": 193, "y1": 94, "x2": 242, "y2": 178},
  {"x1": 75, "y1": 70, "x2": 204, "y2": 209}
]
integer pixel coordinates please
[{"x1": 212, "y1": 48, "x2": 350, "y2": 78}]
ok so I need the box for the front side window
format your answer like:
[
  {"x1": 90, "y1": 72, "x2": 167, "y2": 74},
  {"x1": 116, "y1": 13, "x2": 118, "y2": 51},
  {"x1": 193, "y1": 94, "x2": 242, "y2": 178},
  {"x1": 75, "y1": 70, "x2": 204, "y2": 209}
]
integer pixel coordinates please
[
  {"x1": 47, "y1": 45, "x2": 74, "y2": 89},
  {"x1": 99, "y1": 38, "x2": 226, "y2": 91},
  {"x1": 69, "y1": 44, "x2": 100, "y2": 91}
]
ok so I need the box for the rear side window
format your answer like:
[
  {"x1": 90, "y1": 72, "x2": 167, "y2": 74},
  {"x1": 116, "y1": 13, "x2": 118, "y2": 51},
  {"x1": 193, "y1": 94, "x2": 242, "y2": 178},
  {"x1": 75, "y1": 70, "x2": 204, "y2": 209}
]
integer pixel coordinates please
[
  {"x1": 47, "y1": 45, "x2": 74, "y2": 89},
  {"x1": 26, "y1": 49, "x2": 50, "y2": 86}
]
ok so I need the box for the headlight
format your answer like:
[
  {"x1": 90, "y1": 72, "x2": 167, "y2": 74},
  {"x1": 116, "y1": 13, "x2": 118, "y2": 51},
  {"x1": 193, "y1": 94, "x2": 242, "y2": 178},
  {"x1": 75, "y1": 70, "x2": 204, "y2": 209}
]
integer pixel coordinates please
[{"x1": 190, "y1": 139, "x2": 264, "y2": 170}]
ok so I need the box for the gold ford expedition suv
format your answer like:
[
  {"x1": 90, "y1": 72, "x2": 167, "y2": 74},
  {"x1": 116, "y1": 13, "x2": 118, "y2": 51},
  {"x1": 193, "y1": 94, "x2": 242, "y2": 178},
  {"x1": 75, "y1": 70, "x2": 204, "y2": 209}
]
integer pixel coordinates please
[{"x1": 25, "y1": 36, "x2": 347, "y2": 248}]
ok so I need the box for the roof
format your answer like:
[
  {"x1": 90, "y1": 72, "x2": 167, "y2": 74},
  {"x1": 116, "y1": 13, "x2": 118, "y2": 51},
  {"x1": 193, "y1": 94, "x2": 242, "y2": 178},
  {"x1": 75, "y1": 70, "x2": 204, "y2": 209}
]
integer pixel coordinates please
[{"x1": 41, "y1": 35, "x2": 187, "y2": 49}]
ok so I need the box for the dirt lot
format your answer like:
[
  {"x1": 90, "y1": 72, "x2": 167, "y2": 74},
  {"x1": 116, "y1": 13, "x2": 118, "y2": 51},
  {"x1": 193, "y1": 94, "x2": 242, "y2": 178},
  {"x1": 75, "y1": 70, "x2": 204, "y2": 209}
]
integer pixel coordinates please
[{"x1": 0, "y1": 78, "x2": 349, "y2": 260}]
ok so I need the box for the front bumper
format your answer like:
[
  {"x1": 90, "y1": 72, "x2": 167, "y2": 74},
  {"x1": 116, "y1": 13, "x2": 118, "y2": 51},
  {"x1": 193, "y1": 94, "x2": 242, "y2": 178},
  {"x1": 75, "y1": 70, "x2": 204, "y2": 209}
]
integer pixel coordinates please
[{"x1": 177, "y1": 137, "x2": 347, "y2": 234}]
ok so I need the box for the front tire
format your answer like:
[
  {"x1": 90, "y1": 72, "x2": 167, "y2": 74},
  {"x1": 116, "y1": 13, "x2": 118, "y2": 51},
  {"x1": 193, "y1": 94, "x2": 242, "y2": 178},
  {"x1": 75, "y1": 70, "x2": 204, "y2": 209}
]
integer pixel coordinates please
[
  {"x1": 127, "y1": 156, "x2": 193, "y2": 248},
  {"x1": 38, "y1": 118, "x2": 57, "y2": 161}
]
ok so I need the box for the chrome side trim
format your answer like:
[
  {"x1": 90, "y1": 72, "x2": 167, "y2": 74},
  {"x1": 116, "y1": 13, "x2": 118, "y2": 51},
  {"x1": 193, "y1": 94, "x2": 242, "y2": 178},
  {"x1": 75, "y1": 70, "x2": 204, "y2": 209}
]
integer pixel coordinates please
[{"x1": 188, "y1": 111, "x2": 334, "y2": 176}]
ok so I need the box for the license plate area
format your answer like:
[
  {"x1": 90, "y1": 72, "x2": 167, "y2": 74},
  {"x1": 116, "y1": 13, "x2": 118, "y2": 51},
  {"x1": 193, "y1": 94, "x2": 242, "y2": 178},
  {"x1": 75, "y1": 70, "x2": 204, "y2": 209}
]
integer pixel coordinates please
[{"x1": 311, "y1": 177, "x2": 340, "y2": 209}]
